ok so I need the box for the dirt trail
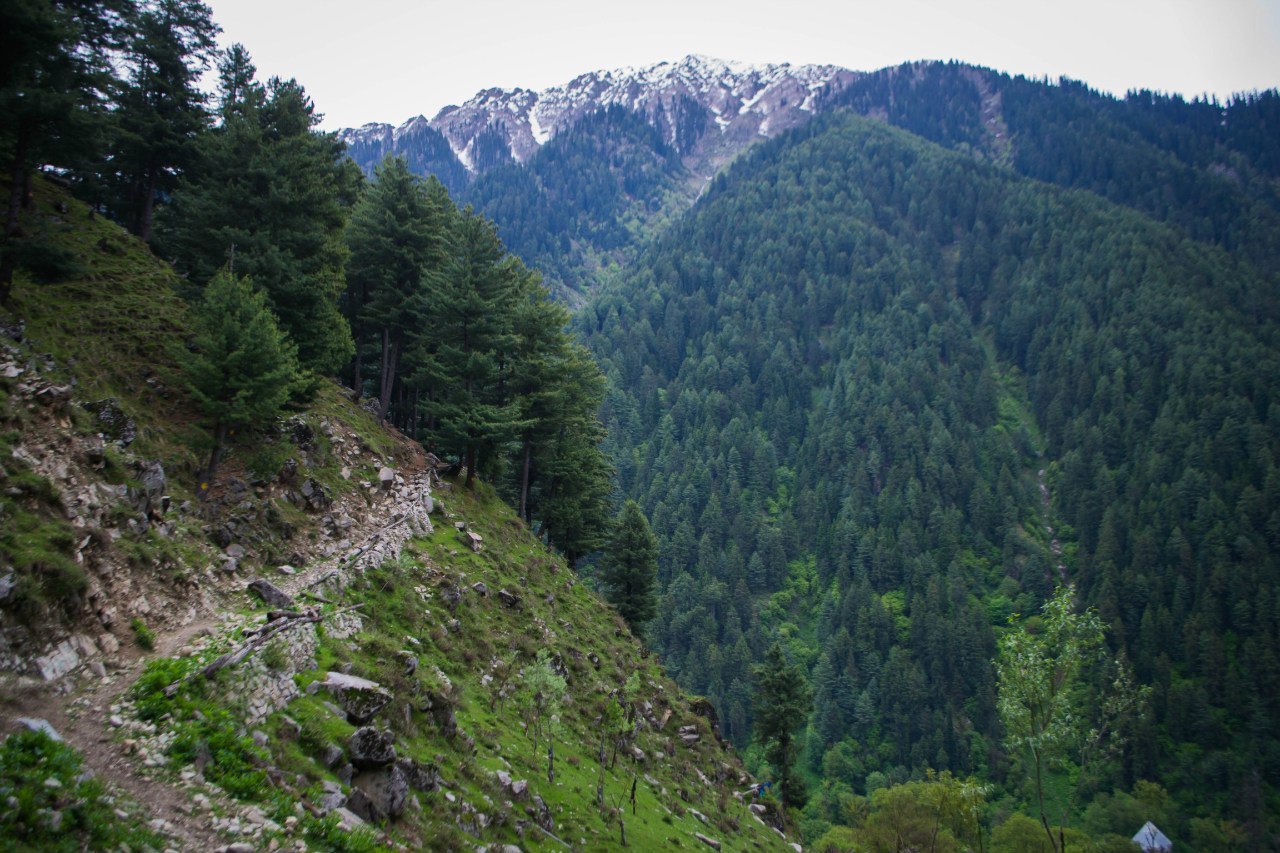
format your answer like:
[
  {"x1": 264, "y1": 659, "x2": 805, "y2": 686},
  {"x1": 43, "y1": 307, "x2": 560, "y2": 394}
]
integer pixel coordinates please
[{"x1": 2, "y1": 463, "x2": 435, "y2": 850}]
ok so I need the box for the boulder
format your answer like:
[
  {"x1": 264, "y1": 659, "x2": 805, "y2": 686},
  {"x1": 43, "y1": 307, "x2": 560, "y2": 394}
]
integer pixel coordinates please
[
  {"x1": 351, "y1": 763, "x2": 409, "y2": 820},
  {"x1": 497, "y1": 589, "x2": 521, "y2": 608},
  {"x1": 17, "y1": 718, "x2": 62, "y2": 742},
  {"x1": 439, "y1": 584, "x2": 461, "y2": 610},
  {"x1": 396, "y1": 757, "x2": 439, "y2": 792},
  {"x1": 378, "y1": 467, "x2": 396, "y2": 490},
  {"x1": 127, "y1": 460, "x2": 165, "y2": 515},
  {"x1": 84, "y1": 398, "x2": 136, "y2": 446},
  {"x1": 345, "y1": 727, "x2": 396, "y2": 769},
  {"x1": 319, "y1": 743, "x2": 345, "y2": 769},
  {"x1": 695, "y1": 832, "x2": 722, "y2": 850},
  {"x1": 247, "y1": 578, "x2": 294, "y2": 609},
  {"x1": 471, "y1": 581, "x2": 489, "y2": 596},
  {"x1": 298, "y1": 477, "x2": 331, "y2": 511},
  {"x1": 312, "y1": 672, "x2": 393, "y2": 725}
]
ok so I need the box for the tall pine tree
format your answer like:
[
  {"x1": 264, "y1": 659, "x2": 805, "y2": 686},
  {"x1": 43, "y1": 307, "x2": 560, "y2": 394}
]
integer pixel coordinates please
[
  {"x1": 598, "y1": 501, "x2": 659, "y2": 636},
  {"x1": 156, "y1": 50, "x2": 357, "y2": 374},
  {"x1": 753, "y1": 642, "x2": 813, "y2": 814}
]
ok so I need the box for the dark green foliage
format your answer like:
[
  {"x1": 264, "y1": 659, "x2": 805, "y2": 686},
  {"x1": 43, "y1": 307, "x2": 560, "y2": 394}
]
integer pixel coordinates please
[
  {"x1": 419, "y1": 212, "x2": 520, "y2": 486},
  {"x1": 582, "y1": 108, "x2": 1280, "y2": 839},
  {"x1": 157, "y1": 52, "x2": 356, "y2": 374},
  {"x1": 598, "y1": 501, "x2": 659, "y2": 635},
  {"x1": 754, "y1": 643, "x2": 812, "y2": 812},
  {"x1": 0, "y1": 729, "x2": 169, "y2": 852},
  {"x1": 344, "y1": 155, "x2": 450, "y2": 413},
  {"x1": 184, "y1": 269, "x2": 301, "y2": 488},
  {"x1": 0, "y1": 0, "x2": 130, "y2": 297},
  {"x1": 343, "y1": 118, "x2": 469, "y2": 196},
  {"x1": 99, "y1": 0, "x2": 219, "y2": 243}
]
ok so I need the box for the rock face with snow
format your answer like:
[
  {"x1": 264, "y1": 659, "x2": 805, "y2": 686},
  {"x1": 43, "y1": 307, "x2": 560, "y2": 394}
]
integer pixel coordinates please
[{"x1": 338, "y1": 55, "x2": 858, "y2": 182}]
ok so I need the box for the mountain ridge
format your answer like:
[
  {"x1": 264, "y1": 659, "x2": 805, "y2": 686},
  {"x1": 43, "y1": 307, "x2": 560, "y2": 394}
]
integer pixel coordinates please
[{"x1": 338, "y1": 54, "x2": 859, "y2": 182}]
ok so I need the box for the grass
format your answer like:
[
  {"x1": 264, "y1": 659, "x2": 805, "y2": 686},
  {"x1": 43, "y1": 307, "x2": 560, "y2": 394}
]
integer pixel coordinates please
[
  {"x1": 122, "y1": 477, "x2": 786, "y2": 851},
  {"x1": 0, "y1": 729, "x2": 171, "y2": 852}
]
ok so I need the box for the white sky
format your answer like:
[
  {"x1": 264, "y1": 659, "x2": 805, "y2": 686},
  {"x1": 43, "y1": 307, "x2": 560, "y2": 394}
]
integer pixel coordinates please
[{"x1": 204, "y1": 0, "x2": 1280, "y2": 131}]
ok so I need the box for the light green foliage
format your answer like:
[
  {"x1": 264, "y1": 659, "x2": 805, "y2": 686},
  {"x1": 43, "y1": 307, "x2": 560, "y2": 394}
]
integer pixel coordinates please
[
  {"x1": 519, "y1": 647, "x2": 567, "y2": 751},
  {"x1": 0, "y1": 729, "x2": 169, "y2": 852},
  {"x1": 996, "y1": 585, "x2": 1147, "y2": 852}
]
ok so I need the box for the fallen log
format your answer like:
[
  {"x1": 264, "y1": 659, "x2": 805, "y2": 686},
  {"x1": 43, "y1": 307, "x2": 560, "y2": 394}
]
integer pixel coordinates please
[{"x1": 163, "y1": 604, "x2": 363, "y2": 697}]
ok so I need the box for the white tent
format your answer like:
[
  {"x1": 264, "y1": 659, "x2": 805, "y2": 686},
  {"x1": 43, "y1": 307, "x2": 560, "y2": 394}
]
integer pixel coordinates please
[{"x1": 1133, "y1": 821, "x2": 1172, "y2": 852}]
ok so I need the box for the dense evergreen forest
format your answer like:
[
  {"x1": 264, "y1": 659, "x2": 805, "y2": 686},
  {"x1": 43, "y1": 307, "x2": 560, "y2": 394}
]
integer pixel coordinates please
[
  {"x1": 579, "y1": 113, "x2": 1280, "y2": 848},
  {"x1": 6, "y1": 1, "x2": 1280, "y2": 848},
  {"x1": 1, "y1": 0, "x2": 615, "y2": 571}
]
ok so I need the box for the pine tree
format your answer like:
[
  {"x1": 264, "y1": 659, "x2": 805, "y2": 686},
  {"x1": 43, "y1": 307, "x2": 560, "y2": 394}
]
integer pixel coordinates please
[
  {"x1": 346, "y1": 156, "x2": 450, "y2": 416},
  {"x1": 185, "y1": 269, "x2": 301, "y2": 493},
  {"x1": 0, "y1": 0, "x2": 129, "y2": 299},
  {"x1": 106, "y1": 0, "x2": 219, "y2": 243},
  {"x1": 598, "y1": 501, "x2": 659, "y2": 636},
  {"x1": 420, "y1": 211, "x2": 519, "y2": 486},
  {"x1": 156, "y1": 54, "x2": 357, "y2": 374},
  {"x1": 753, "y1": 642, "x2": 813, "y2": 814}
]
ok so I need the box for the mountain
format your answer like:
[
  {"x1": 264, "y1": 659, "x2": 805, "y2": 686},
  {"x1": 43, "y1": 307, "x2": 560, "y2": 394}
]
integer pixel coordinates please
[
  {"x1": 578, "y1": 102, "x2": 1280, "y2": 846},
  {"x1": 338, "y1": 54, "x2": 858, "y2": 184}
]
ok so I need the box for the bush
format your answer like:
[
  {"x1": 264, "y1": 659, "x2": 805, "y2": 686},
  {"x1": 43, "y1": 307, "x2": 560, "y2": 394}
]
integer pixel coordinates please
[{"x1": 0, "y1": 729, "x2": 167, "y2": 852}]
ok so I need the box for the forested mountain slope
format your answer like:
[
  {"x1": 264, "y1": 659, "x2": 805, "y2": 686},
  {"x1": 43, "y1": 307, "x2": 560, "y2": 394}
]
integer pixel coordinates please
[{"x1": 578, "y1": 112, "x2": 1280, "y2": 845}]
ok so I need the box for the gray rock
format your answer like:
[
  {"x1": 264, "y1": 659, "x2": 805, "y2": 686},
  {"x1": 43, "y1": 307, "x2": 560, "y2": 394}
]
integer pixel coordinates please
[
  {"x1": 399, "y1": 652, "x2": 418, "y2": 677},
  {"x1": 16, "y1": 718, "x2": 62, "y2": 742},
  {"x1": 0, "y1": 572, "x2": 14, "y2": 602},
  {"x1": 396, "y1": 757, "x2": 439, "y2": 792},
  {"x1": 225, "y1": 543, "x2": 246, "y2": 559},
  {"x1": 247, "y1": 578, "x2": 294, "y2": 609},
  {"x1": 333, "y1": 806, "x2": 365, "y2": 831},
  {"x1": 319, "y1": 744, "x2": 345, "y2": 769},
  {"x1": 439, "y1": 584, "x2": 461, "y2": 611},
  {"x1": 378, "y1": 467, "x2": 396, "y2": 489},
  {"x1": 695, "y1": 832, "x2": 722, "y2": 850},
  {"x1": 345, "y1": 787, "x2": 381, "y2": 823},
  {"x1": 497, "y1": 589, "x2": 521, "y2": 608},
  {"x1": 128, "y1": 460, "x2": 165, "y2": 515},
  {"x1": 345, "y1": 727, "x2": 396, "y2": 769},
  {"x1": 84, "y1": 398, "x2": 136, "y2": 446},
  {"x1": 336, "y1": 763, "x2": 354, "y2": 786},
  {"x1": 349, "y1": 764, "x2": 410, "y2": 822},
  {"x1": 471, "y1": 581, "x2": 489, "y2": 596},
  {"x1": 312, "y1": 671, "x2": 393, "y2": 725}
]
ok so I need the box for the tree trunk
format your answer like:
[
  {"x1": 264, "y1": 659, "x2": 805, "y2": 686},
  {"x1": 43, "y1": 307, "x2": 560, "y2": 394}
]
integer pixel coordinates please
[
  {"x1": 200, "y1": 422, "x2": 229, "y2": 498},
  {"x1": 136, "y1": 165, "x2": 159, "y2": 243},
  {"x1": 351, "y1": 342, "x2": 362, "y2": 399},
  {"x1": 465, "y1": 444, "x2": 477, "y2": 488},
  {"x1": 378, "y1": 328, "x2": 399, "y2": 420},
  {"x1": 519, "y1": 435, "x2": 533, "y2": 522},
  {"x1": 1, "y1": 129, "x2": 33, "y2": 303}
]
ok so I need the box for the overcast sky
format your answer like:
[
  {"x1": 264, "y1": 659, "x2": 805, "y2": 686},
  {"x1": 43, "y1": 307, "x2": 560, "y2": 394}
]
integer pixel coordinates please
[{"x1": 203, "y1": 0, "x2": 1280, "y2": 131}]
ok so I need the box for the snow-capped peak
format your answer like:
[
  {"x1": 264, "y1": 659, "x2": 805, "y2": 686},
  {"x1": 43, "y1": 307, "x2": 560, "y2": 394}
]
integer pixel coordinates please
[{"x1": 340, "y1": 55, "x2": 859, "y2": 176}]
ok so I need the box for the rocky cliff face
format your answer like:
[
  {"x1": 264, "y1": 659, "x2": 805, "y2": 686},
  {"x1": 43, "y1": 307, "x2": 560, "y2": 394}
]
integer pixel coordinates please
[{"x1": 338, "y1": 54, "x2": 859, "y2": 182}]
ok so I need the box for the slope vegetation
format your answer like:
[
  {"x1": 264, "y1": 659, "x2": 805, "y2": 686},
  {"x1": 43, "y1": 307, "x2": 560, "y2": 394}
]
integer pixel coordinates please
[
  {"x1": 580, "y1": 111, "x2": 1280, "y2": 842},
  {"x1": 0, "y1": 178, "x2": 783, "y2": 851}
]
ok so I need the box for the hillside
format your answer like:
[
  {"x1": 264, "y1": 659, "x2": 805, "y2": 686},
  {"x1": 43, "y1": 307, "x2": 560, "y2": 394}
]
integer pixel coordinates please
[
  {"x1": 579, "y1": 112, "x2": 1280, "y2": 846},
  {"x1": 0, "y1": 179, "x2": 787, "y2": 851}
]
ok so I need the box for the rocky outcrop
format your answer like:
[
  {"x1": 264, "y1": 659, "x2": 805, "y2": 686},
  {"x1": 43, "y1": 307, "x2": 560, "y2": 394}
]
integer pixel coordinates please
[{"x1": 311, "y1": 672, "x2": 393, "y2": 725}]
